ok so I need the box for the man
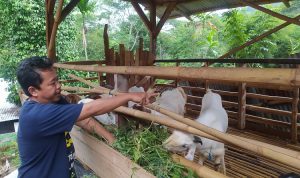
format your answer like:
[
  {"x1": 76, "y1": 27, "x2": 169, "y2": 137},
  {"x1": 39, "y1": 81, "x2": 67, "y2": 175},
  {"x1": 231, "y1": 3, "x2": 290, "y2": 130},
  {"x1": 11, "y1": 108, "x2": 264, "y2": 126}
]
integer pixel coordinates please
[{"x1": 16, "y1": 56, "x2": 155, "y2": 178}]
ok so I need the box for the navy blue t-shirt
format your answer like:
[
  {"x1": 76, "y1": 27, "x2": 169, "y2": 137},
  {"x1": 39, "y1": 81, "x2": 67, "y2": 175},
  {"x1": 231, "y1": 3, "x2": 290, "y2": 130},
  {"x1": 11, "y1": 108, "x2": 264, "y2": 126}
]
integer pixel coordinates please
[{"x1": 17, "y1": 97, "x2": 83, "y2": 178}]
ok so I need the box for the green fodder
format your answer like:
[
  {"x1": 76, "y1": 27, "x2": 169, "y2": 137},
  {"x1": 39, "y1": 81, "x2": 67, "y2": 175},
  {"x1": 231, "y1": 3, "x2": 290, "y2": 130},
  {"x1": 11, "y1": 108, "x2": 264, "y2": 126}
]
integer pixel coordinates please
[{"x1": 111, "y1": 123, "x2": 197, "y2": 178}]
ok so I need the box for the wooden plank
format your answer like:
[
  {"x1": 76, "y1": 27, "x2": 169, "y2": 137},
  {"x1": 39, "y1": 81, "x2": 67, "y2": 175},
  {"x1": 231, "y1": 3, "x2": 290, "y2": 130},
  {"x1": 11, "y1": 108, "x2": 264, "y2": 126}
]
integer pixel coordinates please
[
  {"x1": 119, "y1": 44, "x2": 125, "y2": 66},
  {"x1": 246, "y1": 104, "x2": 291, "y2": 116},
  {"x1": 245, "y1": 114, "x2": 291, "y2": 127},
  {"x1": 246, "y1": 93, "x2": 293, "y2": 103},
  {"x1": 186, "y1": 96, "x2": 238, "y2": 108},
  {"x1": 291, "y1": 88, "x2": 299, "y2": 143},
  {"x1": 238, "y1": 83, "x2": 247, "y2": 129},
  {"x1": 63, "y1": 60, "x2": 104, "y2": 65},
  {"x1": 59, "y1": 77, "x2": 98, "y2": 83},
  {"x1": 70, "y1": 126, "x2": 155, "y2": 178},
  {"x1": 51, "y1": 65, "x2": 300, "y2": 87}
]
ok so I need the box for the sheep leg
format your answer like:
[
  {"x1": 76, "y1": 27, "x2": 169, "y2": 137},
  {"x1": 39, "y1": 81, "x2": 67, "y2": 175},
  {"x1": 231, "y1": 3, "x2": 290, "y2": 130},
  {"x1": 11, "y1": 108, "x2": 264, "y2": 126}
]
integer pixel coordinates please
[
  {"x1": 214, "y1": 155, "x2": 226, "y2": 174},
  {"x1": 197, "y1": 153, "x2": 206, "y2": 165},
  {"x1": 185, "y1": 144, "x2": 197, "y2": 161}
]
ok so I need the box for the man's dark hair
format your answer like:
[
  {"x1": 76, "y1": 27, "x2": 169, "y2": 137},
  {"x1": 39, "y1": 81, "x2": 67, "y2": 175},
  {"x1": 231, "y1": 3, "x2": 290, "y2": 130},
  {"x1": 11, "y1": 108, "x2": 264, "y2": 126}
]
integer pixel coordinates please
[{"x1": 17, "y1": 56, "x2": 53, "y2": 96}]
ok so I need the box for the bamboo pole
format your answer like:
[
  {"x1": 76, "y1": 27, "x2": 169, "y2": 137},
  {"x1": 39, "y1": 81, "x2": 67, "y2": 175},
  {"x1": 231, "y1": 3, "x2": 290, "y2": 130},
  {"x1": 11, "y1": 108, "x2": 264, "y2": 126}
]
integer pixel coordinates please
[
  {"x1": 61, "y1": 86, "x2": 300, "y2": 162},
  {"x1": 145, "y1": 104, "x2": 300, "y2": 169},
  {"x1": 171, "y1": 155, "x2": 228, "y2": 178},
  {"x1": 65, "y1": 75, "x2": 300, "y2": 160},
  {"x1": 53, "y1": 63, "x2": 300, "y2": 87}
]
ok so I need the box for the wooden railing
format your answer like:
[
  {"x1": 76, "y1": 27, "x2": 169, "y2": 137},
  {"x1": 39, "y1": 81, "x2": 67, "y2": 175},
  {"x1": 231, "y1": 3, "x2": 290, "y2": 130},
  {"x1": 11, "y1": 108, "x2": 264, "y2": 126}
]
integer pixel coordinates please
[{"x1": 155, "y1": 81, "x2": 299, "y2": 144}]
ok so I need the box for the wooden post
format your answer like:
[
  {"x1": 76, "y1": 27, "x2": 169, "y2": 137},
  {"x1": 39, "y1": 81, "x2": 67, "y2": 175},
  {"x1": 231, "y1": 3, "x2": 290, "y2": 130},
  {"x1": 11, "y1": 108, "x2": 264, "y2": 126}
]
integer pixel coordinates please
[
  {"x1": 203, "y1": 62, "x2": 209, "y2": 91},
  {"x1": 291, "y1": 87, "x2": 299, "y2": 143},
  {"x1": 149, "y1": 2, "x2": 156, "y2": 55},
  {"x1": 106, "y1": 48, "x2": 115, "y2": 87},
  {"x1": 175, "y1": 59, "x2": 179, "y2": 87},
  {"x1": 119, "y1": 44, "x2": 125, "y2": 66},
  {"x1": 47, "y1": 0, "x2": 64, "y2": 61},
  {"x1": 238, "y1": 82, "x2": 247, "y2": 129}
]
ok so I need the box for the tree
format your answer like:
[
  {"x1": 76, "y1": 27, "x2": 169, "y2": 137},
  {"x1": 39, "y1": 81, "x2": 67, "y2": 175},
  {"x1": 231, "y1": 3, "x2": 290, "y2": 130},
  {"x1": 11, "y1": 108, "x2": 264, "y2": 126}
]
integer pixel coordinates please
[
  {"x1": 0, "y1": 1, "x2": 79, "y2": 105},
  {"x1": 77, "y1": 0, "x2": 96, "y2": 61}
]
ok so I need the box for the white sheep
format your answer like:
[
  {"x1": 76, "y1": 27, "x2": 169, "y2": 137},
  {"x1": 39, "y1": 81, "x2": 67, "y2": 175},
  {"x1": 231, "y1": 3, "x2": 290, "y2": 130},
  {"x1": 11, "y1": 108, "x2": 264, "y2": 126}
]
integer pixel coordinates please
[
  {"x1": 152, "y1": 87, "x2": 187, "y2": 116},
  {"x1": 163, "y1": 90, "x2": 228, "y2": 174},
  {"x1": 78, "y1": 98, "x2": 116, "y2": 125}
]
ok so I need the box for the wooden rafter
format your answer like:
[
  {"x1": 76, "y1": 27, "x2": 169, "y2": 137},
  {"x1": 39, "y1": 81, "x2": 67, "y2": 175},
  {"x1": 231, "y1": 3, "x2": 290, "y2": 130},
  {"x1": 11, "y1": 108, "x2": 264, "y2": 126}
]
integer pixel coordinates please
[
  {"x1": 47, "y1": 0, "x2": 64, "y2": 61},
  {"x1": 45, "y1": 0, "x2": 56, "y2": 48},
  {"x1": 175, "y1": 6, "x2": 192, "y2": 21},
  {"x1": 155, "y1": 2, "x2": 177, "y2": 36},
  {"x1": 239, "y1": 0, "x2": 300, "y2": 26},
  {"x1": 46, "y1": 0, "x2": 80, "y2": 61},
  {"x1": 59, "y1": 0, "x2": 80, "y2": 24},
  {"x1": 131, "y1": 2, "x2": 151, "y2": 32},
  {"x1": 282, "y1": 0, "x2": 290, "y2": 8},
  {"x1": 219, "y1": 14, "x2": 300, "y2": 59}
]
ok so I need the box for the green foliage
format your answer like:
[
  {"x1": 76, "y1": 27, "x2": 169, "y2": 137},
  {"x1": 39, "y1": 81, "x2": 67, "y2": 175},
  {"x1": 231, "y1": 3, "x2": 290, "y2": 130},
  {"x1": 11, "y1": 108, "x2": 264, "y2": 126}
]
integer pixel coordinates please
[
  {"x1": 77, "y1": 0, "x2": 96, "y2": 15},
  {"x1": 0, "y1": 1, "x2": 79, "y2": 105},
  {"x1": 112, "y1": 123, "x2": 197, "y2": 178},
  {"x1": 0, "y1": 133, "x2": 20, "y2": 168},
  {"x1": 223, "y1": 10, "x2": 248, "y2": 58}
]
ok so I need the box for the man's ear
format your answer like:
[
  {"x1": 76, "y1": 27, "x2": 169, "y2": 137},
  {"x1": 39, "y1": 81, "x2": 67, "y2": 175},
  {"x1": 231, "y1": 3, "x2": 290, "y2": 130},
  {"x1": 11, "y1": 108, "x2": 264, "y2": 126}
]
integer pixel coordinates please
[{"x1": 28, "y1": 86, "x2": 39, "y2": 97}]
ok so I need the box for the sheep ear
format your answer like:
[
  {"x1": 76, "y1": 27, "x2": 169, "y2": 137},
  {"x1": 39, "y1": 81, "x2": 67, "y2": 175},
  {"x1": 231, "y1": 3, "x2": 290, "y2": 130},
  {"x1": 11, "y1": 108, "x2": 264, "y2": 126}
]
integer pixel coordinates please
[
  {"x1": 177, "y1": 87, "x2": 187, "y2": 102},
  {"x1": 193, "y1": 136, "x2": 202, "y2": 145}
]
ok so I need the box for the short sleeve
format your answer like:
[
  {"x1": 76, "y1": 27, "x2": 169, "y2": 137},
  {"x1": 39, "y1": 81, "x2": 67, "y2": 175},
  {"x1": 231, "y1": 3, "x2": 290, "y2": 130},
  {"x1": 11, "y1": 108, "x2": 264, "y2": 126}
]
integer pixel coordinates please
[{"x1": 26, "y1": 102, "x2": 83, "y2": 137}]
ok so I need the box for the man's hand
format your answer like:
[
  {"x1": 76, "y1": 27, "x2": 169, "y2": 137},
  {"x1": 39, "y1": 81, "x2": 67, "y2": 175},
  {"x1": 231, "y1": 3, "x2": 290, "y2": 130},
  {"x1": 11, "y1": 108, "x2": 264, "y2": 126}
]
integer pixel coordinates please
[{"x1": 129, "y1": 92, "x2": 158, "y2": 106}]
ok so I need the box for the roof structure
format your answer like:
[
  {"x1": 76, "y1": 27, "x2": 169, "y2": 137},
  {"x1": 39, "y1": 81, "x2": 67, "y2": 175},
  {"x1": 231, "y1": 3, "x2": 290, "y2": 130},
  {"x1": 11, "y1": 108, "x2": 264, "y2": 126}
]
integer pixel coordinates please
[
  {"x1": 129, "y1": 0, "x2": 291, "y2": 20},
  {"x1": 44, "y1": 0, "x2": 295, "y2": 59}
]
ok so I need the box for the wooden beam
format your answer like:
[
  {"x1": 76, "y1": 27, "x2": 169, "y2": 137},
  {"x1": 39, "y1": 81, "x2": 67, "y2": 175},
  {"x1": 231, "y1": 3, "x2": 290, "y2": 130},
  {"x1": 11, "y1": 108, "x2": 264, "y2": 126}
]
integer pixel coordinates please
[
  {"x1": 291, "y1": 88, "x2": 299, "y2": 143},
  {"x1": 247, "y1": 104, "x2": 291, "y2": 116},
  {"x1": 45, "y1": 0, "x2": 55, "y2": 49},
  {"x1": 219, "y1": 14, "x2": 300, "y2": 59},
  {"x1": 149, "y1": 1, "x2": 157, "y2": 55},
  {"x1": 47, "y1": 0, "x2": 64, "y2": 62},
  {"x1": 246, "y1": 114, "x2": 291, "y2": 127},
  {"x1": 54, "y1": 63, "x2": 300, "y2": 87},
  {"x1": 246, "y1": 93, "x2": 293, "y2": 103},
  {"x1": 131, "y1": 2, "x2": 151, "y2": 32},
  {"x1": 282, "y1": 0, "x2": 291, "y2": 7},
  {"x1": 175, "y1": 6, "x2": 192, "y2": 20},
  {"x1": 238, "y1": 83, "x2": 247, "y2": 129},
  {"x1": 154, "y1": 2, "x2": 177, "y2": 36},
  {"x1": 59, "y1": 0, "x2": 80, "y2": 24},
  {"x1": 71, "y1": 127, "x2": 155, "y2": 178},
  {"x1": 172, "y1": 155, "x2": 228, "y2": 178},
  {"x1": 239, "y1": 0, "x2": 300, "y2": 26}
]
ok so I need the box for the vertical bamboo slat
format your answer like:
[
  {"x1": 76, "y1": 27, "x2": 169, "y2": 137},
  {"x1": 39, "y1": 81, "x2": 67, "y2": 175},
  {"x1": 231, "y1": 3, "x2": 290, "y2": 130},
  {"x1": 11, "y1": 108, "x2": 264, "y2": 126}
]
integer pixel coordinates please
[
  {"x1": 238, "y1": 83, "x2": 247, "y2": 129},
  {"x1": 291, "y1": 87, "x2": 299, "y2": 143}
]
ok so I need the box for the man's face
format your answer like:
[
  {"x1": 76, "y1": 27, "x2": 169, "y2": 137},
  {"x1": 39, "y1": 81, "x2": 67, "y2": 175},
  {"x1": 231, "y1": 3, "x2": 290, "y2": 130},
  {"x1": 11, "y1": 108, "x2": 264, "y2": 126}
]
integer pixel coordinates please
[{"x1": 34, "y1": 68, "x2": 61, "y2": 103}]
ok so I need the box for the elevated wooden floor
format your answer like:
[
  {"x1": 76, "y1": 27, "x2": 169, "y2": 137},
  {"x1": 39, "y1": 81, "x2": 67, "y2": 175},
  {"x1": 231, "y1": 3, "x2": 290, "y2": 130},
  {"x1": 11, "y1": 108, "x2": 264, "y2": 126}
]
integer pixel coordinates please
[{"x1": 200, "y1": 128, "x2": 300, "y2": 178}]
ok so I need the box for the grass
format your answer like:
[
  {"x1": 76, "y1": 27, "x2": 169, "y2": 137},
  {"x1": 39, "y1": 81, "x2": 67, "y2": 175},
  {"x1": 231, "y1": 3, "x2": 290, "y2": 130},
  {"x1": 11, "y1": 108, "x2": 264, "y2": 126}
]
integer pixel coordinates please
[
  {"x1": 0, "y1": 132, "x2": 20, "y2": 169},
  {"x1": 109, "y1": 122, "x2": 197, "y2": 178}
]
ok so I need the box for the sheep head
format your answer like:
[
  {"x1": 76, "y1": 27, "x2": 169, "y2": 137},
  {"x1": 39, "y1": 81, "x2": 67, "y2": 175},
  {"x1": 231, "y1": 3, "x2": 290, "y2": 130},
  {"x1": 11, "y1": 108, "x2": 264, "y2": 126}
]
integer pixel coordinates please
[{"x1": 163, "y1": 131, "x2": 195, "y2": 153}]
